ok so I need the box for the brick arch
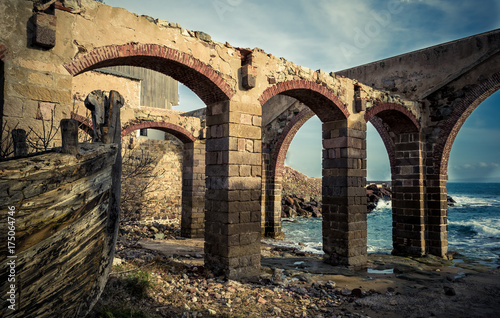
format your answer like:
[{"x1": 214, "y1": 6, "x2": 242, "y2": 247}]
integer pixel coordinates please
[
  {"x1": 272, "y1": 108, "x2": 315, "y2": 179},
  {"x1": 71, "y1": 112, "x2": 94, "y2": 137},
  {"x1": 364, "y1": 103, "x2": 420, "y2": 175},
  {"x1": 64, "y1": 43, "x2": 235, "y2": 105},
  {"x1": 0, "y1": 43, "x2": 7, "y2": 62},
  {"x1": 121, "y1": 121, "x2": 196, "y2": 144},
  {"x1": 364, "y1": 103, "x2": 420, "y2": 134},
  {"x1": 258, "y1": 80, "x2": 349, "y2": 122},
  {"x1": 435, "y1": 72, "x2": 500, "y2": 175},
  {"x1": 368, "y1": 116, "x2": 397, "y2": 175}
]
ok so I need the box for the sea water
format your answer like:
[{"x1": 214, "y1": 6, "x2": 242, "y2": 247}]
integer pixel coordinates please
[{"x1": 266, "y1": 183, "x2": 500, "y2": 267}]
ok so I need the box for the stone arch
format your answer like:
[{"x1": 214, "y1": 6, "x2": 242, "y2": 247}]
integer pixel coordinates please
[
  {"x1": 435, "y1": 72, "x2": 500, "y2": 175},
  {"x1": 120, "y1": 121, "x2": 205, "y2": 238},
  {"x1": 260, "y1": 81, "x2": 368, "y2": 268},
  {"x1": 364, "y1": 103, "x2": 420, "y2": 133},
  {"x1": 121, "y1": 121, "x2": 196, "y2": 144},
  {"x1": 365, "y1": 103, "x2": 424, "y2": 256},
  {"x1": 258, "y1": 80, "x2": 349, "y2": 121},
  {"x1": 64, "y1": 43, "x2": 235, "y2": 106},
  {"x1": 364, "y1": 103, "x2": 421, "y2": 175}
]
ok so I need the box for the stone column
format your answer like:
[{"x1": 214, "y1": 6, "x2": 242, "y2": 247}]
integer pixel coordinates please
[
  {"x1": 261, "y1": 144, "x2": 284, "y2": 238},
  {"x1": 391, "y1": 133, "x2": 426, "y2": 256},
  {"x1": 322, "y1": 119, "x2": 367, "y2": 268},
  {"x1": 204, "y1": 100, "x2": 262, "y2": 279},
  {"x1": 425, "y1": 174, "x2": 449, "y2": 257},
  {"x1": 181, "y1": 139, "x2": 206, "y2": 238}
]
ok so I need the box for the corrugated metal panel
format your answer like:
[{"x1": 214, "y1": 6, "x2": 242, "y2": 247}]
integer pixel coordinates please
[{"x1": 100, "y1": 66, "x2": 179, "y2": 109}]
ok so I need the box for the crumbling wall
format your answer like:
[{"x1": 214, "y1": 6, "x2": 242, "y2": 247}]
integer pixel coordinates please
[{"x1": 72, "y1": 70, "x2": 141, "y2": 111}]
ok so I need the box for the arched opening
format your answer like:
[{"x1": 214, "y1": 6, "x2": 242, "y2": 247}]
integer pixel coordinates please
[
  {"x1": 260, "y1": 81, "x2": 367, "y2": 267},
  {"x1": 365, "y1": 104, "x2": 423, "y2": 256},
  {"x1": 67, "y1": 45, "x2": 240, "y2": 273},
  {"x1": 366, "y1": 121, "x2": 392, "y2": 255},
  {"x1": 64, "y1": 43, "x2": 234, "y2": 106},
  {"x1": 443, "y1": 90, "x2": 500, "y2": 266},
  {"x1": 429, "y1": 73, "x2": 500, "y2": 258},
  {"x1": 120, "y1": 127, "x2": 185, "y2": 223},
  {"x1": 278, "y1": 113, "x2": 323, "y2": 253}
]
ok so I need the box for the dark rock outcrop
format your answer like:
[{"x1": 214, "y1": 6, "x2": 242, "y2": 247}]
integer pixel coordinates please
[{"x1": 366, "y1": 183, "x2": 392, "y2": 213}]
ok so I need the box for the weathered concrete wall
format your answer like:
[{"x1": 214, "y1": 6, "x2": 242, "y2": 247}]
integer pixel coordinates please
[
  {"x1": 72, "y1": 70, "x2": 141, "y2": 109},
  {"x1": 337, "y1": 29, "x2": 500, "y2": 102}
]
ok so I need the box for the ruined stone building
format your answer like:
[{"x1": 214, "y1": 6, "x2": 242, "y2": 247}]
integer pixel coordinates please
[{"x1": 1, "y1": 0, "x2": 499, "y2": 316}]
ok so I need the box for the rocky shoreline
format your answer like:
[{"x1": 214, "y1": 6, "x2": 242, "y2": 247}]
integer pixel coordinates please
[
  {"x1": 89, "y1": 219, "x2": 500, "y2": 318},
  {"x1": 281, "y1": 167, "x2": 456, "y2": 216},
  {"x1": 88, "y1": 167, "x2": 484, "y2": 317}
]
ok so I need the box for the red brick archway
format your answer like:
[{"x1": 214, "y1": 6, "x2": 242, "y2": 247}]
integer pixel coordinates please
[
  {"x1": 364, "y1": 103, "x2": 420, "y2": 175},
  {"x1": 71, "y1": 112, "x2": 94, "y2": 137},
  {"x1": 364, "y1": 103, "x2": 420, "y2": 133},
  {"x1": 121, "y1": 121, "x2": 196, "y2": 144},
  {"x1": 259, "y1": 80, "x2": 349, "y2": 122},
  {"x1": 271, "y1": 108, "x2": 314, "y2": 179},
  {"x1": 64, "y1": 43, "x2": 235, "y2": 106},
  {"x1": 435, "y1": 72, "x2": 500, "y2": 175},
  {"x1": 70, "y1": 114, "x2": 197, "y2": 144},
  {"x1": 0, "y1": 44, "x2": 7, "y2": 62}
]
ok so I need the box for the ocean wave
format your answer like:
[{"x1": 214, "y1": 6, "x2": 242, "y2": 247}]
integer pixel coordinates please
[
  {"x1": 449, "y1": 219, "x2": 500, "y2": 238},
  {"x1": 450, "y1": 194, "x2": 500, "y2": 207},
  {"x1": 261, "y1": 238, "x2": 324, "y2": 255}
]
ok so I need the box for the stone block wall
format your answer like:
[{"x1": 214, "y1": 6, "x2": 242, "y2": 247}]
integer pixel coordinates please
[{"x1": 121, "y1": 134, "x2": 184, "y2": 221}]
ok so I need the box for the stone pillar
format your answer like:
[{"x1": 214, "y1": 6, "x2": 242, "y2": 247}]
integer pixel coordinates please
[
  {"x1": 322, "y1": 120, "x2": 367, "y2": 268},
  {"x1": 391, "y1": 133, "x2": 426, "y2": 256},
  {"x1": 426, "y1": 174, "x2": 449, "y2": 257},
  {"x1": 181, "y1": 139, "x2": 206, "y2": 238},
  {"x1": 204, "y1": 100, "x2": 262, "y2": 279},
  {"x1": 261, "y1": 144, "x2": 284, "y2": 238}
]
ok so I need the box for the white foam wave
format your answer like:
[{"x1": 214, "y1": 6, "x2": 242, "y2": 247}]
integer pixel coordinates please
[
  {"x1": 374, "y1": 199, "x2": 392, "y2": 210},
  {"x1": 449, "y1": 219, "x2": 500, "y2": 238},
  {"x1": 450, "y1": 194, "x2": 500, "y2": 207},
  {"x1": 261, "y1": 238, "x2": 324, "y2": 255}
]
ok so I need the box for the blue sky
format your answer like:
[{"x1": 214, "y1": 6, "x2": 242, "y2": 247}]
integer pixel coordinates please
[{"x1": 104, "y1": 0, "x2": 500, "y2": 182}]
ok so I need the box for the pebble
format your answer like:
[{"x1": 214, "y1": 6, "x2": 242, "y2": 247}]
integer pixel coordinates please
[{"x1": 113, "y1": 220, "x2": 374, "y2": 318}]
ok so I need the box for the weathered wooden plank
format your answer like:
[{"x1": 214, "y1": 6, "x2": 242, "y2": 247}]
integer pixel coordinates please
[
  {"x1": 16, "y1": 190, "x2": 111, "y2": 253},
  {"x1": 0, "y1": 146, "x2": 117, "y2": 205},
  {"x1": 1, "y1": 199, "x2": 108, "y2": 317},
  {"x1": 0, "y1": 143, "x2": 117, "y2": 180}
]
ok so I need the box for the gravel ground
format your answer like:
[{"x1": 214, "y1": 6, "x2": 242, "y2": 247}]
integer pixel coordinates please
[{"x1": 88, "y1": 220, "x2": 500, "y2": 318}]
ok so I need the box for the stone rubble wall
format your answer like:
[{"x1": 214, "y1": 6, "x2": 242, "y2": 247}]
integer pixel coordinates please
[{"x1": 121, "y1": 134, "x2": 184, "y2": 221}]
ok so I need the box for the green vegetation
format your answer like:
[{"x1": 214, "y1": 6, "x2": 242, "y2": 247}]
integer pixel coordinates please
[{"x1": 124, "y1": 270, "x2": 153, "y2": 298}]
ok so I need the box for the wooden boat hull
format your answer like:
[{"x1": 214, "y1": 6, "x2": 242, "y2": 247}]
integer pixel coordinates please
[{"x1": 0, "y1": 143, "x2": 120, "y2": 317}]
